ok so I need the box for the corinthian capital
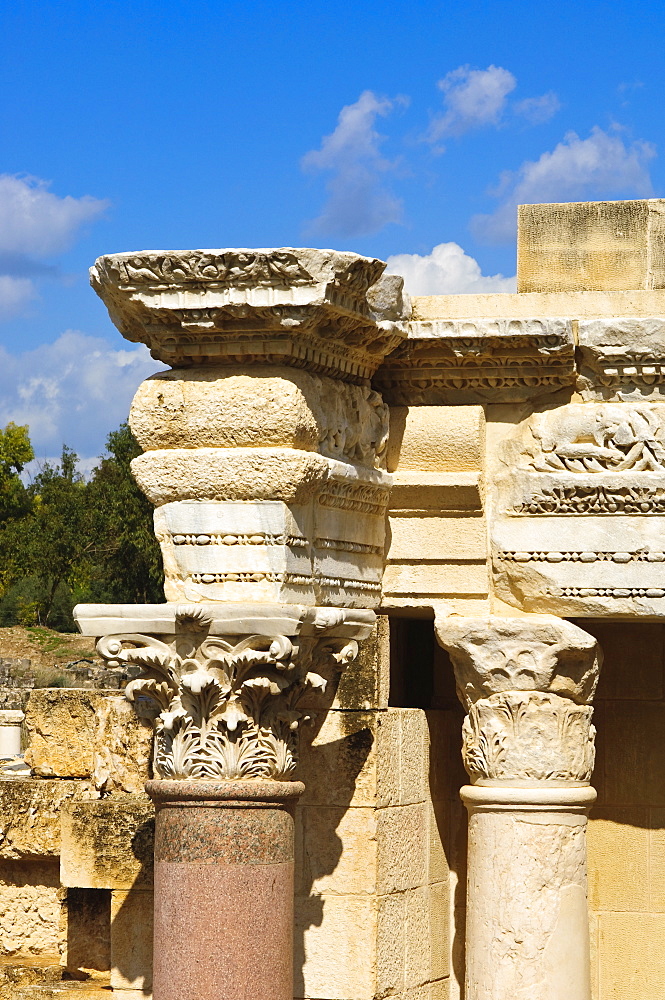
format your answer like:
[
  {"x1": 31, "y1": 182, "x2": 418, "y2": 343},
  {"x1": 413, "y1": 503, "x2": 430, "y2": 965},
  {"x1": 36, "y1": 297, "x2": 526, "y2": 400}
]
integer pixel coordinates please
[
  {"x1": 435, "y1": 614, "x2": 602, "y2": 783},
  {"x1": 83, "y1": 602, "x2": 374, "y2": 781}
]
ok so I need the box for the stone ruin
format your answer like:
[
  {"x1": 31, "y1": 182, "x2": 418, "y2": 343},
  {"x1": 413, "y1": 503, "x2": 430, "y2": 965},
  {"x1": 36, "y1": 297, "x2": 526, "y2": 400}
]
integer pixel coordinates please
[{"x1": 2, "y1": 199, "x2": 665, "y2": 998}]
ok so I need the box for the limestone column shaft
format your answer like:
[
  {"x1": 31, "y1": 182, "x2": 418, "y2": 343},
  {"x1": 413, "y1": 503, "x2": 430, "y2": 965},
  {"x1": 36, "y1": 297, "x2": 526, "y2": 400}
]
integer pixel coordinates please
[{"x1": 435, "y1": 614, "x2": 602, "y2": 1000}]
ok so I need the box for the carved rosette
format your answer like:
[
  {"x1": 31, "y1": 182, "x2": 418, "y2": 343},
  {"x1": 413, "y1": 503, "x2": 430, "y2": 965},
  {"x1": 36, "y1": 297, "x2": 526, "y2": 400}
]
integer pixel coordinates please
[
  {"x1": 97, "y1": 616, "x2": 358, "y2": 780},
  {"x1": 435, "y1": 614, "x2": 602, "y2": 785}
]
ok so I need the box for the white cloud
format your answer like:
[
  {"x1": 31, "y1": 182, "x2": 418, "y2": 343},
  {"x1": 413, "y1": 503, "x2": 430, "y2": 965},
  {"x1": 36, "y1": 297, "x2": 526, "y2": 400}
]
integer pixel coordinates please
[
  {"x1": 472, "y1": 126, "x2": 656, "y2": 243},
  {"x1": 0, "y1": 174, "x2": 109, "y2": 323},
  {"x1": 0, "y1": 275, "x2": 36, "y2": 320},
  {"x1": 0, "y1": 331, "x2": 162, "y2": 461},
  {"x1": 428, "y1": 65, "x2": 516, "y2": 141},
  {"x1": 513, "y1": 91, "x2": 561, "y2": 125},
  {"x1": 385, "y1": 242, "x2": 516, "y2": 295},
  {"x1": 426, "y1": 65, "x2": 559, "y2": 144},
  {"x1": 0, "y1": 174, "x2": 108, "y2": 257},
  {"x1": 301, "y1": 90, "x2": 403, "y2": 237}
]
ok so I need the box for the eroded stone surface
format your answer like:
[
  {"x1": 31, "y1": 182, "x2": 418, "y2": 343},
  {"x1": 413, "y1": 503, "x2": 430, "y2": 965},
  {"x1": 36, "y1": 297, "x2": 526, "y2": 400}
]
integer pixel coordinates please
[
  {"x1": 463, "y1": 787, "x2": 593, "y2": 1000},
  {"x1": 130, "y1": 367, "x2": 389, "y2": 467},
  {"x1": 0, "y1": 861, "x2": 61, "y2": 958},
  {"x1": 375, "y1": 317, "x2": 575, "y2": 404},
  {"x1": 0, "y1": 780, "x2": 99, "y2": 860},
  {"x1": 24, "y1": 691, "x2": 152, "y2": 794},
  {"x1": 435, "y1": 614, "x2": 600, "y2": 708},
  {"x1": 61, "y1": 799, "x2": 154, "y2": 891},
  {"x1": 90, "y1": 247, "x2": 407, "y2": 380},
  {"x1": 491, "y1": 402, "x2": 665, "y2": 616}
]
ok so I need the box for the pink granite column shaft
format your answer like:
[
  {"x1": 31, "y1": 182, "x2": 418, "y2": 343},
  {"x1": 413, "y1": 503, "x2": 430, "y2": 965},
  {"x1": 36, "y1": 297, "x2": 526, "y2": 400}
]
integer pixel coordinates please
[{"x1": 146, "y1": 779, "x2": 304, "y2": 1000}]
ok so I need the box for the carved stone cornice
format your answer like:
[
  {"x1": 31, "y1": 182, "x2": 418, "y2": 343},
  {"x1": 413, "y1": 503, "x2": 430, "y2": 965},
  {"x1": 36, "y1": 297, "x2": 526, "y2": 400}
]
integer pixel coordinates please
[
  {"x1": 90, "y1": 249, "x2": 408, "y2": 381},
  {"x1": 83, "y1": 602, "x2": 375, "y2": 781},
  {"x1": 434, "y1": 614, "x2": 601, "y2": 784},
  {"x1": 577, "y1": 317, "x2": 665, "y2": 399},
  {"x1": 373, "y1": 317, "x2": 575, "y2": 404}
]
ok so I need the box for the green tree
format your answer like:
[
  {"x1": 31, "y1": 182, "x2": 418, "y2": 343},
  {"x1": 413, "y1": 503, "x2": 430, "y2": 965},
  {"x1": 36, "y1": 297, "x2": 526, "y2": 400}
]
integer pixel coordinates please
[
  {"x1": 85, "y1": 422, "x2": 164, "y2": 605},
  {"x1": 0, "y1": 422, "x2": 33, "y2": 524},
  {"x1": 12, "y1": 445, "x2": 94, "y2": 625},
  {"x1": 0, "y1": 422, "x2": 164, "y2": 628}
]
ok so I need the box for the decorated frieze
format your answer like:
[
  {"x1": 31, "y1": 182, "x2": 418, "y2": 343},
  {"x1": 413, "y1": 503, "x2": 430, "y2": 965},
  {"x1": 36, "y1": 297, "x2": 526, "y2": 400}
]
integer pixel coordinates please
[
  {"x1": 491, "y1": 402, "x2": 665, "y2": 615},
  {"x1": 373, "y1": 317, "x2": 575, "y2": 404}
]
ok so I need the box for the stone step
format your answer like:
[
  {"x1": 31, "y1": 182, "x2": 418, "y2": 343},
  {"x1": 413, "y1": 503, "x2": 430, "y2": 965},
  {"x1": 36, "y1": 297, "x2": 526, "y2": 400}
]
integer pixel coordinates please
[{"x1": 0, "y1": 956, "x2": 62, "y2": 993}]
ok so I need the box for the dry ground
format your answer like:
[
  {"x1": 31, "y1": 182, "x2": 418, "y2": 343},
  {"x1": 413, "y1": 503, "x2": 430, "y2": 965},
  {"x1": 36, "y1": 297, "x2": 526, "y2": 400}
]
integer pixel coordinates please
[{"x1": 0, "y1": 626, "x2": 97, "y2": 670}]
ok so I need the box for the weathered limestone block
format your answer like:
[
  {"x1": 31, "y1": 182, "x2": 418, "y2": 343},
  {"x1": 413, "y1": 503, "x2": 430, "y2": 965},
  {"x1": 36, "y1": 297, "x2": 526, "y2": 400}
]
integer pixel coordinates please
[
  {"x1": 384, "y1": 406, "x2": 488, "y2": 612},
  {"x1": 517, "y1": 198, "x2": 665, "y2": 293},
  {"x1": 0, "y1": 780, "x2": 98, "y2": 860},
  {"x1": 577, "y1": 316, "x2": 665, "y2": 400},
  {"x1": 5, "y1": 987, "x2": 117, "y2": 999},
  {"x1": 491, "y1": 402, "x2": 665, "y2": 616},
  {"x1": 146, "y1": 465, "x2": 389, "y2": 607},
  {"x1": 60, "y1": 799, "x2": 154, "y2": 891},
  {"x1": 330, "y1": 614, "x2": 390, "y2": 711},
  {"x1": 0, "y1": 957, "x2": 63, "y2": 996},
  {"x1": 130, "y1": 366, "x2": 389, "y2": 463},
  {"x1": 374, "y1": 317, "x2": 575, "y2": 404},
  {"x1": 110, "y1": 889, "x2": 152, "y2": 994},
  {"x1": 24, "y1": 691, "x2": 152, "y2": 793},
  {"x1": 294, "y1": 707, "x2": 453, "y2": 1000},
  {"x1": 0, "y1": 861, "x2": 60, "y2": 958}
]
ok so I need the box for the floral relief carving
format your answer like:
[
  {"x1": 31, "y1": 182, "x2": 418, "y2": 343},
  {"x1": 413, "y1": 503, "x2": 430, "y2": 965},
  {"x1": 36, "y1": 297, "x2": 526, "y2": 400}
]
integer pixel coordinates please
[
  {"x1": 435, "y1": 615, "x2": 601, "y2": 783},
  {"x1": 97, "y1": 630, "x2": 358, "y2": 780},
  {"x1": 515, "y1": 483, "x2": 665, "y2": 515},
  {"x1": 94, "y1": 251, "x2": 316, "y2": 289}
]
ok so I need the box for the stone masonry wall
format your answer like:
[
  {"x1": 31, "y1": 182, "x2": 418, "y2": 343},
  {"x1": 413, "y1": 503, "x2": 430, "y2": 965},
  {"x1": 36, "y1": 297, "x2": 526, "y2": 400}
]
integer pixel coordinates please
[{"x1": 583, "y1": 621, "x2": 665, "y2": 1000}]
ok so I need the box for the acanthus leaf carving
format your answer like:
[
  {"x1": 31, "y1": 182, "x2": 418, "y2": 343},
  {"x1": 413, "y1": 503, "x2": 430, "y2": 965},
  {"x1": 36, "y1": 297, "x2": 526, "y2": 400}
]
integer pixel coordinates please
[
  {"x1": 97, "y1": 630, "x2": 358, "y2": 780},
  {"x1": 462, "y1": 691, "x2": 596, "y2": 782}
]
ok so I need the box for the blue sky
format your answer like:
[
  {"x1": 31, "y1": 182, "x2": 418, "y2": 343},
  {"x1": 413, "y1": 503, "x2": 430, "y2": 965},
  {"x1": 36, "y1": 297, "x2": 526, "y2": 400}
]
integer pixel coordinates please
[{"x1": 1, "y1": 0, "x2": 663, "y2": 464}]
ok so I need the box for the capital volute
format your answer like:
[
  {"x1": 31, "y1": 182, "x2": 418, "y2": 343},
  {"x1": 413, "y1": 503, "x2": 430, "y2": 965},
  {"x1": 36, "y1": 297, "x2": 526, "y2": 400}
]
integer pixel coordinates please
[{"x1": 82, "y1": 602, "x2": 374, "y2": 782}]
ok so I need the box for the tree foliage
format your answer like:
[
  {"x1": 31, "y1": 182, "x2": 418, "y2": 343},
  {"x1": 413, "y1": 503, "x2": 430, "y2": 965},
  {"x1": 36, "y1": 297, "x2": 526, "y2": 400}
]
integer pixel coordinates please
[{"x1": 0, "y1": 422, "x2": 163, "y2": 629}]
